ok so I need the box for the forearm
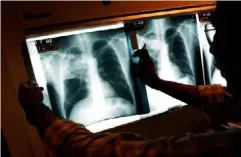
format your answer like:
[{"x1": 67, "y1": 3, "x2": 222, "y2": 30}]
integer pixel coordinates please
[
  {"x1": 125, "y1": 128, "x2": 241, "y2": 157},
  {"x1": 44, "y1": 120, "x2": 241, "y2": 157},
  {"x1": 153, "y1": 78, "x2": 201, "y2": 107},
  {"x1": 23, "y1": 102, "x2": 57, "y2": 137},
  {"x1": 163, "y1": 128, "x2": 241, "y2": 157}
]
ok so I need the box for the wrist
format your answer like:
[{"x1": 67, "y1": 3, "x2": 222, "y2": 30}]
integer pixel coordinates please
[
  {"x1": 152, "y1": 77, "x2": 165, "y2": 90},
  {"x1": 24, "y1": 102, "x2": 56, "y2": 121},
  {"x1": 23, "y1": 102, "x2": 57, "y2": 136},
  {"x1": 23, "y1": 102, "x2": 48, "y2": 121},
  {"x1": 22, "y1": 101, "x2": 42, "y2": 109}
]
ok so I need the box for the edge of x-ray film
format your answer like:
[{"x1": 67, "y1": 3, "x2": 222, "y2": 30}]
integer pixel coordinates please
[
  {"x1": 26, "y1": 22, "x2": 124, "y2": 42},
  {"x1": 87, "y1": 109, "x2": 168, "y2": 133},
  {"x1": 26, "y1": 41, "x2": 53, "y2": 109},
  {"x1": 196, "y1": 14, "x2": 207, "y2": 85}
]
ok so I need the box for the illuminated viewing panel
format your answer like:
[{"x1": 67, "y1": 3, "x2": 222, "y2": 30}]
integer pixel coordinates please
[{"x1": 25, "y1": 11, "x2": 226, "y2": 132}]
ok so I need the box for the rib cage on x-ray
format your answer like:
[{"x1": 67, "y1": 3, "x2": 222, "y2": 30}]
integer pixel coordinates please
[
  {"x1": 34, "y1": 28, "x2": 137, "y2": 126},
  {"x1": 136, "y1": 15, "x2": 203, "y2": 112}
]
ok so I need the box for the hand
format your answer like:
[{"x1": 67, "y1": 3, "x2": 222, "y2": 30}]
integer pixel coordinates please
[
  {"x1": 133, "y1": 45, "x2": 160, "y2": 88},
  {"x1": 18, "y1": 81, "x2": 44, "y2": 109},
  {"x1": 18, "y1": 81, "x2": 56, "y2": 132},
  {"x1": 202, "y1": 93, "x2": 237, "y2": 129}
]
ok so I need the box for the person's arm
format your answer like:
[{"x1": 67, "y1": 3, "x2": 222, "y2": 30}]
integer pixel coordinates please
[
  {"x1": 133, "y1": 48, "x2": 224, "y2": 108},
  {"x1": 155, "y1": 79, "x2": 241, "y2": 123},
  {"x1": 152, "y1": 78, "x2": 201, "y2": 107},
  {"x1": 133, "y1": 48, "x2": 241, "y2": 123},
  {"x1": 23, "y1": 102, "x2": 57, "y2": 137},
  {"x1": 18, "y1": 81, "x2": 58, "y2": 137},
  {"x1": 19, "y1": 81, "x2": 241, "y2": 157},
  {"x1": 43, "y1": 119, "x2": 241, "y2": 157},
  {"x1": 24, "y1": 101, "x2": 241, "y2": 157},
  {"x1": 24, "y1": 103, "x2": 241, "y2": 157}
]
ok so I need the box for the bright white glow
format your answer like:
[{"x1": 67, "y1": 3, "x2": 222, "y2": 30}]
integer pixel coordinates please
[
  {"x1": 212, "y1": 69, "x2": 227, "y2": 86},
  {"x1": 87, "y1": 114, "x2": 141, "y2": 133},
  {"x1": 26, "y1": 22, "x2": 124, "y2": 42},
  {"x1": 88, "y1": 58, "x2": 105, "y2": 107},
  {"x1": 26, "y1": 42, "x2": 52, "y2": 109},
  {"x1": 86, "y1": 110, "x2": 165, "y2": 133},
  {"x1": 196, "y1": 14, "x2": 206, "y2": 85}
]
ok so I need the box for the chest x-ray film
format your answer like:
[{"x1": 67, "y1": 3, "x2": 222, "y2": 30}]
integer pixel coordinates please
[
  {"x1": 197, "y1": 12, "x2": 227, "y2": 86},
  {"x1": 136, "y1": 14, "x2": 204, "y2": 112},
  {"x1": 26, "y1": 23, "x2": 140, "y2": 126}
]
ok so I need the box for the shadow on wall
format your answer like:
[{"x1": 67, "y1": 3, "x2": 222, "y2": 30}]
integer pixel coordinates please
[{"x1": 2, "y1": 130, "x2": 12, "y2": 157}]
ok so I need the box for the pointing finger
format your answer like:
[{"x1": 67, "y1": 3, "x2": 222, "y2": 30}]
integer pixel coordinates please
[{"x1": 133, "y1": 48, "x2": 150, "y2": 61}]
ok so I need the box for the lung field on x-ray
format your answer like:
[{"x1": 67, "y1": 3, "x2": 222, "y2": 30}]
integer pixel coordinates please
[
  {"x1": 92, "y1": 40, "x2": 134, "y2": 104},
  {"x1": 62, "y1": 47, "x2": 89, "y2": 118},
  {"x1": 38, "y1": 28, "x2": 136, "y2": 126},
  {"x1": 165, "y1": 27, "x2": 194, "y2": 80},
  {"x1": 136, "y1": 14, "x2": 203, "y2": 111}
]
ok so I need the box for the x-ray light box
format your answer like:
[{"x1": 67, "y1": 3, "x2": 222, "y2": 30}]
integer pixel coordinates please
[{"x1": 24, "y1": 7, "x2": 226, "y2": 133}]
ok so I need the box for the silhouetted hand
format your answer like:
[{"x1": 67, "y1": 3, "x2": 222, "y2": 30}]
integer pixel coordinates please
[
  {"x1": 204, "y1": 93, "x2": 241, "y2": 126},
  {"x1": 18, "y1": 81, "x2": 44, "y2": 110},
  {"x1": 18, "y1": 81, "x2": 56, "y2": 131},
  {"x1": 133, "y1": 45, "x2": 160, "y2": 88}
]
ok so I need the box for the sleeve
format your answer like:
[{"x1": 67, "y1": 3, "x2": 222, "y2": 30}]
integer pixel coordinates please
[
  {"x1": 43, "y1": 119, "x2": 241, "y2": 157},
  {"x1": 198, "y1": 84, "x2": 241, "y2": 122},
  {"x1": 198, "y1": 84, "x2": 226, "y2": 106},
  {"x1": 43, "y1": 119, "x2": 148, "y2": 157}
]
